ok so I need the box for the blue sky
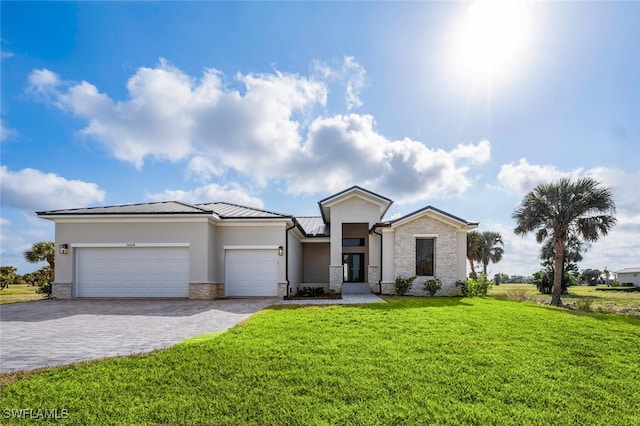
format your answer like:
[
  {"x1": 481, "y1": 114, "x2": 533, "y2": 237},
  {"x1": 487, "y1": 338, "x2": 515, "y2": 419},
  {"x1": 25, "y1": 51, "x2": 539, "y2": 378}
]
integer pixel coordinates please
[{"x1": 1, "y1": 1, "x2": 639, "y2": 276}]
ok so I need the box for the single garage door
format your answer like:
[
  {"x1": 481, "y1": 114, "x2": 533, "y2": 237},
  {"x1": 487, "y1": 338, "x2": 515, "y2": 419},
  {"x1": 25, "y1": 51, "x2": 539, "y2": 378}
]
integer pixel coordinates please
[
  {"x1": 225, "y1": 249, "x2": 279, "y2": 296},
  {"x1": 76, "y1": 247, "x2": 189, "y2": 298}
]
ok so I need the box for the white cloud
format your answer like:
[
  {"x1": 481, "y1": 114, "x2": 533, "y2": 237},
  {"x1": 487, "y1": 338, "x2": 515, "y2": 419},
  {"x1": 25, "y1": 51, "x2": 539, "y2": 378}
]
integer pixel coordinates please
[
  {"x1": 26, "y1": 59, "x2": 490, "y2": 204},
  {"x1": 146, "y1": 183, "x2": 264, "y2": 209},
  {"x1": 287, "y1": 114, "x2": 490, "y2": 204},
  {"x1": 0, "y1": 118, "x2": 17, "y2": 141},
  {"x1": 497, "y1": 158, "x2": 583, "y2": 196},
  {"x1": 0, "y1": 166, "x2": 106, "y2": 212},
  {"x1": 451, "y1": 139, "x2": 491, "y2": 164},
  {"x1": 314, "y1": 56, "x2": 367, "y2": 110},
  {"x1": 185, "y1": 156, "x2": 223, "y2": 181}
]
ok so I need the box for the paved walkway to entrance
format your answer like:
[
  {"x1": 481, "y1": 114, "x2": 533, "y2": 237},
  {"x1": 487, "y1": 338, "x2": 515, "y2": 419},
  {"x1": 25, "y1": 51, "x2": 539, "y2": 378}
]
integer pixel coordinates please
[{"x1": 0, "y1": 294, "x2": 385, "y2": 373}]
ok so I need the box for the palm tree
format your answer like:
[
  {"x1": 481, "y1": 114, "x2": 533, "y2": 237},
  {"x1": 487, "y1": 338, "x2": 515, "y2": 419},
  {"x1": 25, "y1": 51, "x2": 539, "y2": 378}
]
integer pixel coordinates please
[
  {"x1": 479, "y1": 231, "x2": 504, "y2": 276},
  {"x1": 466, "y1": 231, "x2": 482, "y2": 279},
  {"x1": 24, "y1": 241, "x2": 55, "y2": 281},
  {"x1": 513, "y1": 177, "x2": 616, "y2": 306}
]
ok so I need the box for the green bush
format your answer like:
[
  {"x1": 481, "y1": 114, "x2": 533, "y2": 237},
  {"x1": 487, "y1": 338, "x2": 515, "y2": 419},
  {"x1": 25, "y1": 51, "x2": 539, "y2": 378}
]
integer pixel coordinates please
[
  {"x1": 423, "y1": 277, "x2": 442, "y2": 296},
  {"x1": 37, "y1": 281, "x2": 52, "y2": 298},
  {"x1": 394, "y1": 276, "x2": 416, "y2": 296},
  {"x1": 575, "y1": 297, "x2": 595, "y2": 312},
  {"x1": 297, "y1": 286, "x2": 325, "y2": 297},
  {"x1": 456, "y1": 275, "x2": 494, "y2": 297}
]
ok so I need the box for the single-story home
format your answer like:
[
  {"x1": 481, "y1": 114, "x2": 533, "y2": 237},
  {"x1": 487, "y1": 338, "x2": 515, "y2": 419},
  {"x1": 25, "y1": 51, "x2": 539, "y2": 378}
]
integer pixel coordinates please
[
  {"x1": 38, "y1": 186, "x2": 478, "y2": 299},
  {"x1": 617, "y1": 268, "x2": 640, "y2": 287}
]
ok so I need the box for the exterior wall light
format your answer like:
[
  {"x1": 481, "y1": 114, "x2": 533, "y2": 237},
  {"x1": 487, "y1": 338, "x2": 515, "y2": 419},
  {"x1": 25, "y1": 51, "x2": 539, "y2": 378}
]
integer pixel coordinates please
[
  {"x1": 59, "y1": 244, "x2": 69, "y2": 255},
  {"x1": 278, "y1": 246, "x2": 284, "y2": 256}
]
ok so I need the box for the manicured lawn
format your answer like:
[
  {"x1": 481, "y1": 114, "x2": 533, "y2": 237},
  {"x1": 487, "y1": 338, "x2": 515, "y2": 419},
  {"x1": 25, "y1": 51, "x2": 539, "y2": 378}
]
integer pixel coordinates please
[
  {"x1": 1, "y1": 298, "x2": 639, "y2": 425},
  {"x1": 0, "y1": 285, "x2": 44, "y2": 304},
  {"x1": 490, "y1": 283, "x2": 640, "y2": 313}
]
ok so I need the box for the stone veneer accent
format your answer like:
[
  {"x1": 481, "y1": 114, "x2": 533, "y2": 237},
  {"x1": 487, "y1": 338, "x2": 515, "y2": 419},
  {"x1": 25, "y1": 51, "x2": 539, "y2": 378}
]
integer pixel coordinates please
[
  {"x1": 380, "y1": 282, "x2": 395, "y2": 295},
  {"x1": 367, "y1": 265, "x2": 379, "y2": 293},
  {"x1": 329, "y1": 265, "x2": 343, "y2": 292},
  {"x1": 188, "y1": 283, "x2": 219, "y2": 300},
  {"x1": 394, "y1": 216, "x2": 459, "y2": 296},
  {"x1": 51, "y1": 282, "x2": 72, "y2": 299},
  {"x1": 278, "y1": 282, "x2": 288, "y2": 298}
]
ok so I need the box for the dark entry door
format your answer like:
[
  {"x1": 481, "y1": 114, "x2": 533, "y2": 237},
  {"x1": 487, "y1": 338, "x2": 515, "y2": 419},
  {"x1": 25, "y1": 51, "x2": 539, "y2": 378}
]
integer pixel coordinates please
[{"x1": 343, "y1": 253, "x2": 365, "y2": 282}]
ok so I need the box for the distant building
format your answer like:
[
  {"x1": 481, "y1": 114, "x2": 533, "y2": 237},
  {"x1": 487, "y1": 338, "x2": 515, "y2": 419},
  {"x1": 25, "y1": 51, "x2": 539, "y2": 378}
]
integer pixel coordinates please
[{"x1": 616, "y1": 268, "x2": 640, "y2": 287}]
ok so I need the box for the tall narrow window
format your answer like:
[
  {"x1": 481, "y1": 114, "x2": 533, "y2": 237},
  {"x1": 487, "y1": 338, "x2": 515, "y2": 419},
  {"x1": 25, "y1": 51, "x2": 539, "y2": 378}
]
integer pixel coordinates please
[{"x1": 416, "y1": 238, "x2": 435, "y2": 276}]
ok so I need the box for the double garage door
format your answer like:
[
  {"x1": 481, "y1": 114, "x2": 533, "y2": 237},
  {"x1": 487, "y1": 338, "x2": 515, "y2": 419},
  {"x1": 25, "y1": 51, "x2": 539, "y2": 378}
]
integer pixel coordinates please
[
  {"x1": 76, "y1": 247, "x2": 189, "y2": 298},
  {"x1": 75, "y1": 246, "x2": 279, "y2": 298}
]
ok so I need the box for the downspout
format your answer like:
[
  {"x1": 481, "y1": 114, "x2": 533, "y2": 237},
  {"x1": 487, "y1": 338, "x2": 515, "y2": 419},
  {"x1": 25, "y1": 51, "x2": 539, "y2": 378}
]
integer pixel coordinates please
[
  {"x1": 284, "y1": 221, "x2": 297, "y2": 300},
  {"x1": 372, "y1": 227, "x2": 383, "y2": 295}
]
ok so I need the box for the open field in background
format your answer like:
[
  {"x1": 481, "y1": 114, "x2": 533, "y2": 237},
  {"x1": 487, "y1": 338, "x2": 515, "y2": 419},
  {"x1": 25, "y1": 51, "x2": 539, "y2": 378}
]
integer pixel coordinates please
[
  {"x1": 0, "y1": 285, "x2": 44, "y2": 305},
  {"x1": 489, "y1": 283, "x2": 640, "y2": 315},
  {"x1": 1, "y1": 297, "x2": 639, "y2": 425}
]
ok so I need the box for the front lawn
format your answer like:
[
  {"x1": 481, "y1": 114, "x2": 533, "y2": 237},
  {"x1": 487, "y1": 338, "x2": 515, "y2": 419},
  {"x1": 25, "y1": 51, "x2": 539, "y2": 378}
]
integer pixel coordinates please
[
  {"x1": 490, "y1": 283, "x2": 640, "y2": 313},
  {"x1": 1, "y1": 298, "x2": 639, "y2": 425},
  {"x1": 0, "y1": 285, "x2": 44, "y2": 304}
]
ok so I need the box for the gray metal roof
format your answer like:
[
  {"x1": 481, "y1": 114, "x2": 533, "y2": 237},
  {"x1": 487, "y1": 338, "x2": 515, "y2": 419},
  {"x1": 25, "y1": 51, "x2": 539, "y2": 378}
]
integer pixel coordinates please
[
  {"x1": 384, "y1": 205, "x2": 478, "y2": 227},
  {"x1": 617, "y1": 267, "x2": 640, "y2": 274},
  {"x1": 296, "y1": 216, "x2": 329, "y2": 236},
  {"x1": 37, "y1": 201, "x2": 211, "y2": 216},
  {"x1": 198, "y1": 202, "x2": 290, "y2": 219}
]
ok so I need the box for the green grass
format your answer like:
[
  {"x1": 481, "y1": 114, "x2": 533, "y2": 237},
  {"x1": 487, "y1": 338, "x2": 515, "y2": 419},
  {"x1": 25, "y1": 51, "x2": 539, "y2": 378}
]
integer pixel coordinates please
[
  {"x1": 490, "y1": 283, "x2": 640, "y2": 313},
  {"x1": 0, "y1": 284, "x2": 44, "y2": 304},
  {"x1": 1, "y1": 298, "x2": 640, "y2": 425}
]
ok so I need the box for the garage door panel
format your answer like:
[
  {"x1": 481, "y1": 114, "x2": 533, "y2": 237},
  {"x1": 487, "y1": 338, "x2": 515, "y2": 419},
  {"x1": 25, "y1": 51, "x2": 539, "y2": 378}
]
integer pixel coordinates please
[
  {"x1": 226, "y1": 250, "x2": 278, "y2": 297},
  {"x1": 76, "y1": 247, "x2": 189, "y2": 298}
]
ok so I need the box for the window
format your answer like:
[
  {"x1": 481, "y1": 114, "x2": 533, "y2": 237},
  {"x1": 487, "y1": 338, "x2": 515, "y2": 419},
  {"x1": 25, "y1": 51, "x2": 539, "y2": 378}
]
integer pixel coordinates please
[
  {"x1": 416, "y1": 238, "x2": 434, "y2": 276},
  {"x1": 342, "y1": 238, "x2": 365, "y2": 247}
]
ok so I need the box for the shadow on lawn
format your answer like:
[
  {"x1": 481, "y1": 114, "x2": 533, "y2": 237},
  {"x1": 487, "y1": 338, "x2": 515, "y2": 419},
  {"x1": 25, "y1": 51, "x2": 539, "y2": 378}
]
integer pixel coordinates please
[{"x1": 265, "y1": 296, "x2": 473, "y2": 312}]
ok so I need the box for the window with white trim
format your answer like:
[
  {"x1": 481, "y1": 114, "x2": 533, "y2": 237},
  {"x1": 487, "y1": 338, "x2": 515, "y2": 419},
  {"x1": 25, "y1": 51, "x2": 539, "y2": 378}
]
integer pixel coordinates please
[{"x1": 416, "y1": 238, "x2": 435, "y2": 276}]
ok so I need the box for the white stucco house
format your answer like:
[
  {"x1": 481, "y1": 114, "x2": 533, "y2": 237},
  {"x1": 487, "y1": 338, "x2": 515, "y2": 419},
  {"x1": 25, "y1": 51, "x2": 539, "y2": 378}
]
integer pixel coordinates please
[
  {"x1": 38, "y1": 186, "x2": 478, "y2": 299},
  {"x1": 617, "y1": 268, "x2": 640, "y2": 287}
]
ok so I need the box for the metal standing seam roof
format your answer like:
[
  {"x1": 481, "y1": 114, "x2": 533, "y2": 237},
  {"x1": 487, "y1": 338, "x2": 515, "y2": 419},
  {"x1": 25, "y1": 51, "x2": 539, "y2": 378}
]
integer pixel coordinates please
[
  {"x1": 196, "y1": 202, "x2": 291, "y2": 219},
  {"x1": 37, "y1": 200, "x2": 293, "y2": 219},
  {"x1": 36, "y1": 201, "x2": 212, "y2": 216},
  {"x1": 295, "y1": 216, "x2": 329, "y2": 236},
  {"x1": 384, "y1": 205, "x2": 478, "y2": 227},
  {"x1": 617, "y1": 267, "x2": 640, "y2": 274}
]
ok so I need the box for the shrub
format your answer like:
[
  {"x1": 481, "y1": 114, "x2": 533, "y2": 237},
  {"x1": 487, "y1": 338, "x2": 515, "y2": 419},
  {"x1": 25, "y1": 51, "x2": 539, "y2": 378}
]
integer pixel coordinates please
[
  {"x1": 575, "y1": 297, "x2": 595, "y2": 312},
  {"x1": 394, "y1": 276, "x2": 416, "y2": 296},
  {"x1": 456, "y1": 275, "x2": 494, "y2": 297},
  {"x1": 37, "y1": 281, "x2": 52, "y2": 298},
  {"x1": 423, "y1": 277, "x2": 442, "y2": 296},
  {"x1": 297, "y1": 286, "x2": 325, "y2": 297}
]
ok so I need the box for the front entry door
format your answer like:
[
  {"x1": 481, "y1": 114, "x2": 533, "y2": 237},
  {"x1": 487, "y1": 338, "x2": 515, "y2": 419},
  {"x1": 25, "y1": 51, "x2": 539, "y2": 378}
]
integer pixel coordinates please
[{"x1": 343, "y1": 253, "x2": 365, "y2": 282}]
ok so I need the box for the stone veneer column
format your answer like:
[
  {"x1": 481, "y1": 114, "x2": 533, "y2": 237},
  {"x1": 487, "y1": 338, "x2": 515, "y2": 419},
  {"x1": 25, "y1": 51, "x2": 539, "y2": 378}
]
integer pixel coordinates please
[
  {"x1": 329, "y1": 266, "x2": 343, "y2": 292},
  {"x1": 51, "y1": 282, "x2": 72, "y2": 299},
  {"x1": 367, "y1": 265, "x2": 379, "y2": 293},
  {"x1": 188, "y1": 283, "x2": 218, "y2": 299}
]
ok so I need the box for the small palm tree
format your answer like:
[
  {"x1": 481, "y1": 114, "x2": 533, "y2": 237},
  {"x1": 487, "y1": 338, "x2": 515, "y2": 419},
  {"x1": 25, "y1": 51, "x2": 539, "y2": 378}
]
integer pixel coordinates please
[
  {"x1": 479, "y1": 231, "x2": 504, "y2": 276},
  {"x1": 466, "y1": 231, "x2": 482, "y2": 279},
  {"x1": 24, "y1": 241, "x2": 55, "y2": 281},
  {"x1": 513, "y1": 177, "x2": 616, "y2": 306}
]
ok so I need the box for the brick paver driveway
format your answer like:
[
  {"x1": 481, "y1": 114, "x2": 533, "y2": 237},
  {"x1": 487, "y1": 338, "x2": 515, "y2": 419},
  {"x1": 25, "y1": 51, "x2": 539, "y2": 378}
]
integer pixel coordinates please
[{"x1": 0, "y1": 299, "x2": 277, "y2": 373}]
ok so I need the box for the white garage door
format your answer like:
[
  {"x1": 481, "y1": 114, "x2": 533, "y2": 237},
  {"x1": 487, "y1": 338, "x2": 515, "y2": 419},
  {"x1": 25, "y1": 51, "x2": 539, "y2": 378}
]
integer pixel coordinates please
[
  {"x1": 76, "y1": 247, "x2": 189, "y2": 298},
  {"x1": 226, "y1": 249, "x2": 279, "y2": 296}
]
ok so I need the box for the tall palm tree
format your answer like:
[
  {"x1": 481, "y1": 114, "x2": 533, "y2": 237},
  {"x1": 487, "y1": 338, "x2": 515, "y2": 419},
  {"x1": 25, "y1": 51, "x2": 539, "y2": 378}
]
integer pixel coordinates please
[
  {"x1": 479, "y1": 231, "x2": 504, "y2": 276},
  {"x1": 466, "y1": 230, "x2": 482, "y2": 279},
  {"x1": 24, "y1": 241, "x2": 55, "y2": 281},
  {"x1": 513, "y1": 177, "x2": 616, "y2": 306}
]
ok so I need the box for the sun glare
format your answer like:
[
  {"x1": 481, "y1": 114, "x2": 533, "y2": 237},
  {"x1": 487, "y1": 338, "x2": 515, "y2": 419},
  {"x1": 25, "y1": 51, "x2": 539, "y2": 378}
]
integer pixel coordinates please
[{"x1": 449, "y1": 0, "x2": 532, "y2": 83}]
